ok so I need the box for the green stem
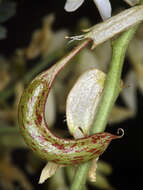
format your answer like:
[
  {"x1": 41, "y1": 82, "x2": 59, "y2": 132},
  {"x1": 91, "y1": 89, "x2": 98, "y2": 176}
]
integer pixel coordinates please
[
  {"x1": 70, "y1": 1, "x2": 143, "y2": 189},
  {"x1": 91, "y1": 26, "x2": 138, "y2": 133}
]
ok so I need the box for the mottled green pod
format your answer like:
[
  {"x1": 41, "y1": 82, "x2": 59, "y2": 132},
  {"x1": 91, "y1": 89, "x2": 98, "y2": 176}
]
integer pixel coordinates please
[{"x1": 18, "y1": 46, "x2": 122, "y2": 165}]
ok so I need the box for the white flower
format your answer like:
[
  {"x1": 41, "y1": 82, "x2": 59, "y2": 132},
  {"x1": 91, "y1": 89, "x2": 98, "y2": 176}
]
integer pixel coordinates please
[{"x1": 64, "y1": 0, "x2": 111, "y2": 20}]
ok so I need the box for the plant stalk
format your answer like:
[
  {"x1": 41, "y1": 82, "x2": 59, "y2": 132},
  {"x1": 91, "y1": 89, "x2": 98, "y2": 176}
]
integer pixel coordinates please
[{"x1": 70, "y1": 1, "x2": 143, "y2": 189}]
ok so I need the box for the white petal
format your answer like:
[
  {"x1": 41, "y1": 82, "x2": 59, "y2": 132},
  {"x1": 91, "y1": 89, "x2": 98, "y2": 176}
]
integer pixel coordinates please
[
  {"x1": 39, "y1": 162, "x2": 61, "y2": 184},
  {"x1": 64, "y1": 0, "x2": 84, "y2": 12},
  {"x1": 66, "y1": 69, "x2": 105, "y2": 136},
  {"x1": 93, "y1": 0, "x2": 112, "y2": 20}
]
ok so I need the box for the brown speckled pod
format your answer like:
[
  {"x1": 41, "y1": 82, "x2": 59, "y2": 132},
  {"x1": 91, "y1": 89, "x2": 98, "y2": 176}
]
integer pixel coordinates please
[{"x1": 18, "y1": 43, "x2": 123, "y2": 165}]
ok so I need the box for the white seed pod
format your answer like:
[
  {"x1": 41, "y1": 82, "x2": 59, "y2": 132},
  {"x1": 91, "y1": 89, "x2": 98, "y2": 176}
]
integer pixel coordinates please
[
  {"x1": 85, "y1": 5, "x2": 143, "y2": 49},
  {"x1": 66, "y1": 69, "x2": 105, "y2": 138},
  {"x1": 68, "y1": 6, "x2": 143, "y2": 49}
]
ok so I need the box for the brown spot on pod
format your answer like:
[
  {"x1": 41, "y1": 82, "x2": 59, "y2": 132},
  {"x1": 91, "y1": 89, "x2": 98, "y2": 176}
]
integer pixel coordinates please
[
  {"x1": 36, "y1": 111, "x2": 42, "y2": 125},
  {"x1": 52, "y1": 143, "x2": 65, "y2": 151}
]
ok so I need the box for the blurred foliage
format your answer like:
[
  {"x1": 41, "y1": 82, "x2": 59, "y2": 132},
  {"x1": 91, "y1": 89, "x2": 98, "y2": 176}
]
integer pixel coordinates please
[{"x1": 0, "y1": 1, "x2": 143, "y2": 190}]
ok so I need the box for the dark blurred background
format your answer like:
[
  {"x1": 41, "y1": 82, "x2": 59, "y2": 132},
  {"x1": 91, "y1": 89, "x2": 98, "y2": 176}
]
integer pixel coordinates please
[{"x1": 0, "y1": 0, "x2": 143, "y2": 190}]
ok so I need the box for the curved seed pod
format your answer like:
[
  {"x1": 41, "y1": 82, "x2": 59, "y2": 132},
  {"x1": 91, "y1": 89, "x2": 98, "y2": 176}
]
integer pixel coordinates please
[
  {"x1": 18, "y1": 46, "x2": 123, "y2": 166},
  {"x1": 66, "y1": 69, "x2": 105, "y2": 137}
]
